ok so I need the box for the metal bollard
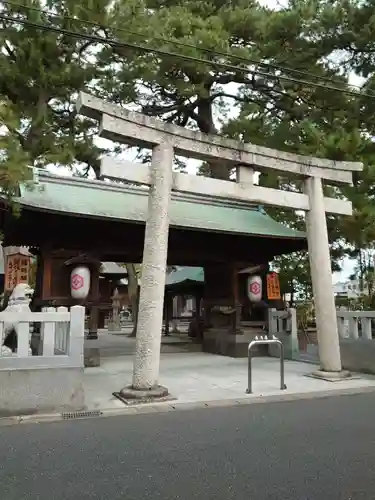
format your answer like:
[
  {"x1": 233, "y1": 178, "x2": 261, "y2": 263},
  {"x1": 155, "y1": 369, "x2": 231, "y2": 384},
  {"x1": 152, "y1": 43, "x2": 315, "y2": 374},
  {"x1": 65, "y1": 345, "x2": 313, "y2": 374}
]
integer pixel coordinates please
[{"x1": 246, "y1": 336, "x2": 287, "y2": 394}]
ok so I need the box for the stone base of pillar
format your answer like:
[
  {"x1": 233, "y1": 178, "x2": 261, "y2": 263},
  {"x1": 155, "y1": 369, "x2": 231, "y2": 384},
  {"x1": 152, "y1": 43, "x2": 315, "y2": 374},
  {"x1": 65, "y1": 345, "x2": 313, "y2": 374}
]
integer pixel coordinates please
[
  {"x1": 113, "y1": 385, "x2": 175, "y2": 405},
  {"x1": 306, "y1": 369, "x2": 357, "y2": 382},
  {"x1": 107, "y1": 325, "x2": 123, "y2": 335},
  {"x1": 84, "y1": 347, "x2": 100, "y2": 367},
  {"x1": 171, "y1": 322, "x2": 180, "y2": 334},
  {"x1": 84, "y1": 338, "x2": 100, "y2": 367},
  {"x1": 203, "y1": 328, "x2": 267, "y2": 358},
  {"x1": 107, "y1": 323, "x2": 123, "y2": 334}
]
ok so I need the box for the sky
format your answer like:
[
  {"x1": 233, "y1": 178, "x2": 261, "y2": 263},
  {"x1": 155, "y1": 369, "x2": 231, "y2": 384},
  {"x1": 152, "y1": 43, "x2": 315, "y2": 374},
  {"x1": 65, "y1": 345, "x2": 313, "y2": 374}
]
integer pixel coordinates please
[{"x1": 46, "y1": 0, "x2": 361, "y2": 281}]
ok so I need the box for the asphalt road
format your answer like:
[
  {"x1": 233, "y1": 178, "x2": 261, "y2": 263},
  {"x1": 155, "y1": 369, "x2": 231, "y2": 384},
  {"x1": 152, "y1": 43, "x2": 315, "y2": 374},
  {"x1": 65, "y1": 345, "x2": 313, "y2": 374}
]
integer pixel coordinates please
[{"x1": 1, "y1": 393, "x2": 375, "y2": 500}]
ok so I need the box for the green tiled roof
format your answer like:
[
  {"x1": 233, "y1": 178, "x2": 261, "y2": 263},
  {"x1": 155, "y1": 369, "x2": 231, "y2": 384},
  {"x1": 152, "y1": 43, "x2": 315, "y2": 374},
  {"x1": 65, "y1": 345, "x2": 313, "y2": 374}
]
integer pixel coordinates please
[
  {"x1": 17, "y1": 170, "x2": 305, "y2": 239},
  {"x1": 166, "y1": 267, "x2": 204, "y2": 286}
]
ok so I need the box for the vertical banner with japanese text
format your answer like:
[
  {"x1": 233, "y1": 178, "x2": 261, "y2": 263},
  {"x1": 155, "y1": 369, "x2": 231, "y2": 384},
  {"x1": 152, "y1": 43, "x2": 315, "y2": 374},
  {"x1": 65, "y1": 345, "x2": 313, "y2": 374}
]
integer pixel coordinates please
[
  {"x1": 5, "y1": 254, "x2": 30, "y2": 291},
  {"x1": 266, "y1": 272, "x2": 281, "y2": 300}
]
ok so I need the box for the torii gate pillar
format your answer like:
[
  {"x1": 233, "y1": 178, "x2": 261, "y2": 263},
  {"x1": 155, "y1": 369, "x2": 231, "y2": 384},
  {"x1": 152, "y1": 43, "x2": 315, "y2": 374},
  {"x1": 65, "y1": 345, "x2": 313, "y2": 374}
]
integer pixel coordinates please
[
  {"x1": 132, "y1": 143, "x2": 173, "y2": 392},
  {"x1": 305, "y1": 177, "x2": 348, "y2": 378}
]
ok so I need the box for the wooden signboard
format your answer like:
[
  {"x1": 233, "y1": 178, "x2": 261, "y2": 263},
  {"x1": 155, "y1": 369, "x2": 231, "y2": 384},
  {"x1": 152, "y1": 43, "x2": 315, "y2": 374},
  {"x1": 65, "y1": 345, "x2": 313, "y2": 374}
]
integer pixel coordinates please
[
  {"x1": 266, "y1": 272, "x2": 281, "y2": 300},
  {"x1": 5, "y1": 254, "x2": 30, "y2": 291}
]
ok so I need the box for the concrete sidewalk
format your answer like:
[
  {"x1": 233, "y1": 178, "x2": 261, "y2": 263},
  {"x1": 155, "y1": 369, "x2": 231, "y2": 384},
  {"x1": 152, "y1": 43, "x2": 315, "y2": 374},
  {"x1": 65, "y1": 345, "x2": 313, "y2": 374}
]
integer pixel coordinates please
[
  {"x1": 84, "y1": 336, "x2": 375, "y2": 412},
  {"x1": 4, "y1": 332, "x2": 375, "y2": 428}
]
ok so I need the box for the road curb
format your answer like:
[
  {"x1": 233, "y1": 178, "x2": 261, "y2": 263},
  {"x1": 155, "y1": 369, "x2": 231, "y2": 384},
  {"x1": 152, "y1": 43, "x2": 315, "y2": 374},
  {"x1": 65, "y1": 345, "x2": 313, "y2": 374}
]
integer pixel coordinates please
[{"x1": 2, "y1": 385, "x2": 375, "y2": 427}]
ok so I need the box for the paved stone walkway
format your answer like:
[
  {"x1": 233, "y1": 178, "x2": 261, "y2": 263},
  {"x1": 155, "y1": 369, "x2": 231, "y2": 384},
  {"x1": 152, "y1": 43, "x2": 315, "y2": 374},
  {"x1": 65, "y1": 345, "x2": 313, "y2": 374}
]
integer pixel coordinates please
[{"x1": 83, "y1": 331, "x2": 375, "y2": 412}]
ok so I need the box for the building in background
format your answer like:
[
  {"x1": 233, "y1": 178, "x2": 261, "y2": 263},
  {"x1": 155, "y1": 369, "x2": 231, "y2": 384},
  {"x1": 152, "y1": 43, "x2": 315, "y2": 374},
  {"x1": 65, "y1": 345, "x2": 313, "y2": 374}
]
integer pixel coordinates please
[{"x1": 333, "y1": 279, "x2": 369, "y2": 299}]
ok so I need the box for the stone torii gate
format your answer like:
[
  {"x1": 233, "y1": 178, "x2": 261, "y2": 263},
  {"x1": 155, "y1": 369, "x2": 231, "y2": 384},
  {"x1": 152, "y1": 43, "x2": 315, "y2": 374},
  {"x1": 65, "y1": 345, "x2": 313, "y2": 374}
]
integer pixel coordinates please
[{"x1": 77, "y1": 92, "x2": 363, "y2": 396}]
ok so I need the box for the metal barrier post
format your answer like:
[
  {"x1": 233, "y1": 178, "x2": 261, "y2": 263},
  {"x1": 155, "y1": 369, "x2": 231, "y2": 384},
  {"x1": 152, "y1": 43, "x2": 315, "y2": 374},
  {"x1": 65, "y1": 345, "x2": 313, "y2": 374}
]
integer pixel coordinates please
[{"x1": 246, "y1": 336, "x2": 287, "y2": 394}]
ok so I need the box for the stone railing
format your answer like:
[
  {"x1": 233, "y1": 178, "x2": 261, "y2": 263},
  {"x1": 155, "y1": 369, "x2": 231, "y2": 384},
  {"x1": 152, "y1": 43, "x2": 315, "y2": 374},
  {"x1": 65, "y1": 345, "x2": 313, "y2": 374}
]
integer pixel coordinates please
[
  {"x1": 336, "y1": 310, "x2": 375, "y2": 340},
  {"x1": 335, "y1": 310, "x2": 375, "y2": 375},
  {"x1": 268, "y1": 309, "x2": 375, "y2": 373},
  {"x1": 268, "y1": 308, "x2": 299, "y2": 360},
  {"x1": 0, "y1": 305, "x2": 85, "y2": 370},
  {"x1": 0, "y1": 305, "x2": 85, "y2": 415}
]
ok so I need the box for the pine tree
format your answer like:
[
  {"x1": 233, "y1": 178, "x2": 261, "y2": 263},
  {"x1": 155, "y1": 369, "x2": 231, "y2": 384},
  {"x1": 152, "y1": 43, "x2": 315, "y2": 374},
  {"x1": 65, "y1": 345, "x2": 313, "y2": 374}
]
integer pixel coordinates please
[{"x1": 0, "y1": 0, "x2": 112, "y2": 179}]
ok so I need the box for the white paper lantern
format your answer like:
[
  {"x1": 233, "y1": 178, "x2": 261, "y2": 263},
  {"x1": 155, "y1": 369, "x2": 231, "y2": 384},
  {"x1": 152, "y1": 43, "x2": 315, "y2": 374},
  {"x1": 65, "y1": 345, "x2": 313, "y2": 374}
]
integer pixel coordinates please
[
  {"x1": 70, "y1": 266, "x2": 91, "y2": 300},
  {"x1": 247, "y1": 275, "x2": 262, "y2": 302}
]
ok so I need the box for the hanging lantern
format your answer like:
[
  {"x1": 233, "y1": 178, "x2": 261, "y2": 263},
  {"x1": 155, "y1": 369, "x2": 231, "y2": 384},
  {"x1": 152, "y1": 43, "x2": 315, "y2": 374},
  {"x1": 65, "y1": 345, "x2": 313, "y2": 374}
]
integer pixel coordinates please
[
  {"x1": 247, "y1": 275, "x2": 262, "y2": 302},
  {"x1": 70, "y1": 266, "x2": 91, "y2": 300}
]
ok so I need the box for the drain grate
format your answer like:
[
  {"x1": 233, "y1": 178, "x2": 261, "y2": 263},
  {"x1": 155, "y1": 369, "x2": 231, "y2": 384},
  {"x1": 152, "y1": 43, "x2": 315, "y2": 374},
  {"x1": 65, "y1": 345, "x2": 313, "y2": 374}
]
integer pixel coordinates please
[{"x1": 61, "y1": 410, "x2": 102, "y2": 420}]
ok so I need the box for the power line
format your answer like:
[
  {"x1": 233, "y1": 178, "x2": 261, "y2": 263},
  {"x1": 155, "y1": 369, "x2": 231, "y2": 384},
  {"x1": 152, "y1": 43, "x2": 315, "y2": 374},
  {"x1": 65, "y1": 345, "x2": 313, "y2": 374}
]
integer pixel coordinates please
[
  {"x1": 1, "y1": 11, "x2": 374, "y2": 101},
  {"x1": 1, "y1": 0, "x2": 355, "y2": 90}
]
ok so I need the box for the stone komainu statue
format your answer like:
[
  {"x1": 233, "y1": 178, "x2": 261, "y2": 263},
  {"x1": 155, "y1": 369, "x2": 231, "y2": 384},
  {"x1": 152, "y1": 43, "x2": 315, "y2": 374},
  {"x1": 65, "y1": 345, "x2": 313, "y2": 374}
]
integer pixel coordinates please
[{"x1": 1, "y1": 283, "x2": 34, "y2": 357}]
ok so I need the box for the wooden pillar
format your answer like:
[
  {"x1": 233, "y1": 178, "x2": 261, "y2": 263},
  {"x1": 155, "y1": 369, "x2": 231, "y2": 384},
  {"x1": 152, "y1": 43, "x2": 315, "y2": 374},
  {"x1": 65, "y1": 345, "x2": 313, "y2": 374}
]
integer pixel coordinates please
[
  {"x1": 232, "y1": 264, "x2": 242, "y2": 333},
  {"x1": 87, "y1": 265, "x2": 100, "y2": 339},
  {"x1": 195, "y1": 293, "x2": 203, "y2": 341},
  {"x1": 83, "y1": 262, "x2": 101, "y2": 367},
  {"x1": 164, "y1": 292, "x2": 172, "y2": 336},
  {"x1": 195, "y1": 293, "x2": 202, "y2": 320},
  {"x1": 41, "y1": 250, "x2": 52, "y2": 300},
  {"x1": 33, "y1": 253, "x2": 43, "y2": 303}
]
